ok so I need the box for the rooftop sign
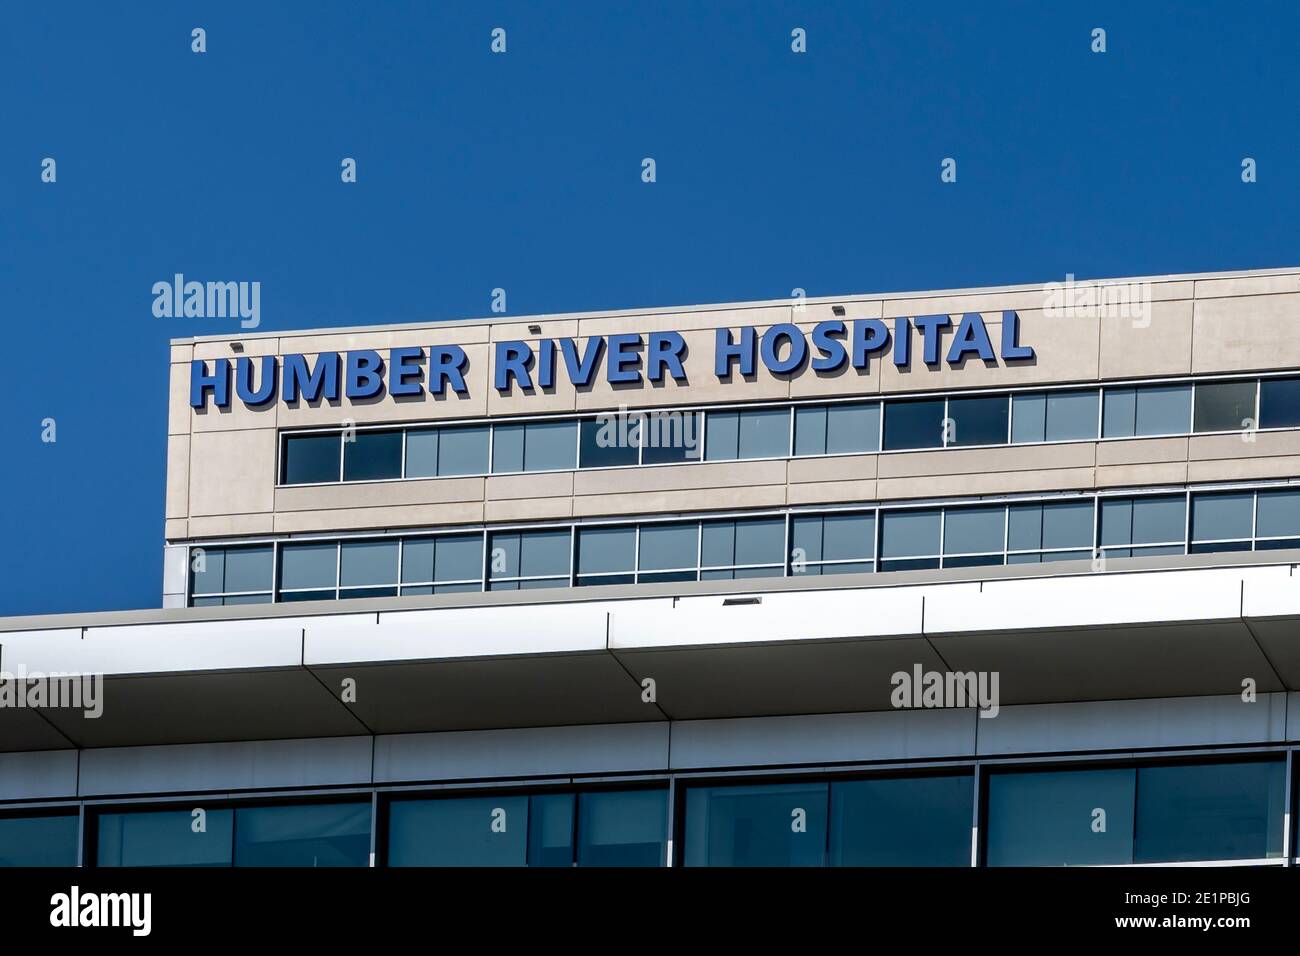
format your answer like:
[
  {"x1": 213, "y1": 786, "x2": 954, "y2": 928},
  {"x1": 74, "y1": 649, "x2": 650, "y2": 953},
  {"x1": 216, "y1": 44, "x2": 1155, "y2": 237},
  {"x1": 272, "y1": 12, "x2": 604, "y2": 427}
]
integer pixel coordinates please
[{"x1": 189, "y1": 312, "x2": 1034, "y2": 409}]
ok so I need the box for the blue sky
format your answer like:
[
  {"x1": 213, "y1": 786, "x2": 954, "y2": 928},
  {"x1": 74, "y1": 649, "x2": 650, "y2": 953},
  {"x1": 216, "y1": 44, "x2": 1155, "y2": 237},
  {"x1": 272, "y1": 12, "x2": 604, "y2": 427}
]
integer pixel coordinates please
[{"x1": 2, "y1": 1, "x2": 1298, "y2": 616}]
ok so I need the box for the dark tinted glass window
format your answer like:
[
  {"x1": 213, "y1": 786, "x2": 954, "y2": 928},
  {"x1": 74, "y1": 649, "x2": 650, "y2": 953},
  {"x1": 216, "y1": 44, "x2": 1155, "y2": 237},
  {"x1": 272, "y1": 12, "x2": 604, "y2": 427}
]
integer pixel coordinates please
[
  {"x1": 1007, "y1": 501, "x2": 1094, "y2": 563},
  {"x1": 942, "y1": 506, "x2": 1006, "y2": 567},
  {"x1": 700, "y1": 518, "x2": 785, "y2": 578},
  {"x1": 684, "y1": 783, "x2": 828, "y2": 867},
  {"x1": 985, "y1": 768, "x2": 1136, "y2": 866},
  {"x1": 637, "y1": 523, "x2": 698, "y2": 581},
  {"x1": 343, "y1": 430, "x2": 402, "y2": 481},
  {"x1": 793, "y1": 403, "x2": 879, "y2": 456},
  {"x1": 580, "y1": 416, "x2": 640, "y2": 468},
  {"x1": 829, "y1": 775, "x2": 972, "y2": 866},
  {"x1": 1194, "y1": 381, "x2": 1256, "y2": 433},
  {"x1": 576, "y1": 526, "x2": 636, "y2": 584},
  {"x1": 1190, "y1": 492, "x2": 1253, "y2": 552},
  {"x1": 577, "y1": 790, "x2": 667, "y2": 867},
  {"x1": 946, "y1": 395, "x2": 1008, "y2": 447},
  {"x1": 400, "y1": 534, "x2": 483, "y2": 589},
  {"x1": 339, "y1": 540, "x2": 399, "y2": 597},
  {"x1": 1259, "y1": 377, "x2": 1300, "y2": 429},
  {"x1": 641, "y1": 411, "x2": 703, "y2": 464},
  {"x1": 488, "y1": 529, "x2": 571, "y2": 589},
  {"x1": 883, "y1": 399, "x2": 945, "y2": 450},
  {"x1": 1100, "y1": 496, "x2": 1186, "y2": 556},
  {"x1": 405, "y1": 425, "x2": 489, "y2": 477},
  {"x1": 233, "y1": 802, "x2": 370, "y2": 867},
  {"x1": 879, "y1": 509, "x2": 941, "y2": 571},
  {"x1": 282, "y1": 433, "x2": 340, "y2": 484},
  {"x1": 1256, "y1": 489, "x2": 1300, "y2": 546},
  {"x1": 1134, "y1": 761, "x2": 1285, "y2": 863},
  {"x1": 223, "y1": 546, "x2": 274, "y2": 593},
  {"x1": 279, "y1": 541, "x2": 337, "y2": 595},
  {"x1": 527, "y1": 793, "x2": 576, "y2": 867},
  {"x1": 790, "y1": 513, "x2": 874, "y2": 576},
  {"x1": 1013, "y1": 390, "x2": 1099, "y2": 443},
  {"x1": 97, "y1": 809, "x2": 234, "y2": 867},
  {"x1": 389, "y1": 795, "x2": 528, "y2": 866},
  {"x1": 0, "y1": 814, "x2": 79, "y2": 867},
  {"x1": 705, "y1": 408, "x2": 789, "y2": 460},
  {"x1": 492, "y1": 420, "x2": 578, "y2": 472},
  {"x1": 1103, "y1": 384, "x2": 1191, "y2": 437}
]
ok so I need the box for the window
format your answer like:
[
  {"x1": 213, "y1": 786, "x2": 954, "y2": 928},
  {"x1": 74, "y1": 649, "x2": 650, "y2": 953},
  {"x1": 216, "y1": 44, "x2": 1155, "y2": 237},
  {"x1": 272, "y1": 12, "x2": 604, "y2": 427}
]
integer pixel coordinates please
[
  {"x1": 790, "y1": 512, "x2": 874, "y2": 576},
  {"x1": 579, "y1": 416, "x2": 639, "y2": 468},
  {"x1": 405, "y1": 425, "x2": 489, "y2": 477},
  {"x1": 387, "y1": 789, "x2": 666, "y2": 867},
  {"x1": 637, "y1": 523, "x2": 699, "y2": 583},
  {"x1": 278, "y1": 541, "x2": 339, "y2": 601},
  {"x1": 576, "y1": 526, "x2": 636, "y2": 585},
  {"x1": 946, "y1": 395, "x2": 1008, "y2": 447},
  {"x1": 1259, "y1": 377, "x2": 1300, "y2": 429},
  {"x1": 339, "y1": 539, "x2": 399, "y2": 598},
  {"x1": 1255, "y1": 489, "x2": 1300, "y2": 549},
  {"x1": 1099, "y1": 495, "x2": 1186, "y2": 558},
  {"x1": 684, "y1": 782, "x2": 828, "y2": 867},
  {"x1": 828, "y1": 775, "x2": 972, "y2": 866},
  {"x1": 1194, "y1": 380, "x2": 1256, "y2": 433},
  {"x1": 281, "y1": 433, "x2": 341, "y2": 484},
  {"x1": 233, "y1": 802, "x2": 371, "y2": 867},
  {"x1": 491, "y1": 420, "x2": 578, "y2": 472},
  {"x1": 95, "y1": 802, "x2": 370, "y2": 867},
  {"x1": 700, "y1": 518, "x2": 785, "y2": 579},
  {"x1": 1011, "y1": 390, "x2": 1099, "y2": 443},
  {"x1": 793, "y1": 403, "x2": 880, "y2": 456},
  {"x1": 343, "y1": 430, "x2": 402, "y2": 481},
  {"x1": 879, "y1": 509, "x2": 941, "y2": 571},
  {"x1": 985, "y1": 768, "x2": 1137, "y2": 866},
  {"x1": 986, "y1": 759, "x2": 1286, "y2": 866},
  {"x1": 576, "y1": 790, "x2": 667, "y2": 867},
  {"x1": 1007, "y1": 501, "x2": 1094, "y2": 564},
  {"x1": 641, "y1": 411, "x2": 703, "y2": 464},
  {"x1": 882, "y1": 399, "x2": 945, "y2": 451},
  {"x1": 97, "y1": 808, "x2": 234, "y2": 867},
  {"x1": 1190, "y1": 492, "x2": 1253, "y2": 553},
  {"x1": 704, "y1": 408, "x2": 790, "y2": 460},
  {"x1": 189, "y1": 545, "x2": 274, "y2": 605},
  {"x1": 942, "y1": 506, "x2": 1006, "y2": 567},
  {"x1": 389, "y1": 794, "x2": 529, "y2": 866},
  {"x1": 1133, "y1": 760, "x2": 1284, "y2": 863},
  {"x1": 0, "y1": 813, "x2": 79, "y2": 867},
  {"x1": 1102, "y1": 384, "x2": 1192, "y2": 437},
  {"x1": 400, "y1": 534, "x2": 484, "y2": 593},
  {"x1": 487, "y1": 529, "x2": 572, "y2": 590}
]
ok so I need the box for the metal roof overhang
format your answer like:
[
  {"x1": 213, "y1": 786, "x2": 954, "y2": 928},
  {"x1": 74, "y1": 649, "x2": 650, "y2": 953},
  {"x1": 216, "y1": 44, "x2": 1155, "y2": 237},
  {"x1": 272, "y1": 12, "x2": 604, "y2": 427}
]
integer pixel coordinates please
[{"x1": 3, "y1": 558, "x2": 1300, "y2": 752}]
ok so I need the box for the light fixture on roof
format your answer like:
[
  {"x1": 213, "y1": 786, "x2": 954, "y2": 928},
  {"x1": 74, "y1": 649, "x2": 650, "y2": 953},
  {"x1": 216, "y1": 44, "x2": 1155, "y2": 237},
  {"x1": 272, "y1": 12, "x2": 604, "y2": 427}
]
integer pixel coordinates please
[
  {"x1": 722, "y1": 596, "x2": 762, "y2": 607},
  {"x1": 230, "y1": 342, "x2": 244, "y2": 353},
  {"x1": 831, "y1": 305, "x2": 846, "y2": 316},
  {"x1": 528, "y1": 324, "x2": 542, "y2": 334}
]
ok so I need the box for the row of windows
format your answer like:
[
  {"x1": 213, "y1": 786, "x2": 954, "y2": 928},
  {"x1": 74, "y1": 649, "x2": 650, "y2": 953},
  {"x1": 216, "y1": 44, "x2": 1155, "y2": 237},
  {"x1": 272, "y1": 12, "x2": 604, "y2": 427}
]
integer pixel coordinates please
[
  {"x1": 0, "y1": 756, "x2": 1285, "y2": 867},
  {"x1": 188, "y1": 485, "x2": 1300, "y2": 603},
  {"x1": 279, "y1": 375, "x2": 1300, "y2": 485}
]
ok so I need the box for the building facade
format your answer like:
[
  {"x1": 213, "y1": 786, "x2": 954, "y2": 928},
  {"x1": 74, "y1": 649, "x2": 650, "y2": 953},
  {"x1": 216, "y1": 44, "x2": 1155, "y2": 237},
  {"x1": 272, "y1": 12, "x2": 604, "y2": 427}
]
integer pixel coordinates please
[{"x1": 4, "y1": 267, "x2": 1300, "y2": 866}]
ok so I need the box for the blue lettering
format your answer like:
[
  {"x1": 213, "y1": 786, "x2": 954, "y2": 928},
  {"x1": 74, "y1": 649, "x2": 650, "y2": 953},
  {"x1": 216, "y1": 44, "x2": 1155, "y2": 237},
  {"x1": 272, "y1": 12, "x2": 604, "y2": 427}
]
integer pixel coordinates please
[
  {"x1": 810, "y1": 320, "x2": 848, "y2": 372},
  {"x1": 429, "y1": 346, "x2": 468, "y2": 396},
  {"x1": 946, "y1": 313, "x2": 996, "y2": 364},
  {"x1": 760, "y1": 323, "x2": 808, "y2": 375},
  {"x1": 606, "y1": 334, "x2": 643, "y2": 384},
  {"x1": 850, "y1": 319, "x2": 890, "y2": 370},
  {"x1": 561, "y1": 338, "x2": 606, "y2": 387},
  {"x1": 494, "y1": 341, "x2": 534, "y2": 390},
  {"x1": 345, "y1": 350, "x2": 385, "y2": 400},
  {"x1": 912, "y1": 314, "x2": 952, "y2": 365},
  {"x1": 646, "y1": 332, "x2": 687, "y2": 383},
  {"x1": 1001, "y1": 310, "x2": 1035, "y2": 360},
  {"x1": 283, "y1": 353, "x2": 341, "y2": 403},
  {"x1": 715, "y1": 327, "x2": 757, "y2": 378},
  {"x1": 389, "y1": 347, "x2": 425, "y2": 397},
  {"x1": 234, "y1": 356, "x2": 276, "y2": 406},
  {"x1": 189, "y1": 358, "x2": 231, "y2": 409}
]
